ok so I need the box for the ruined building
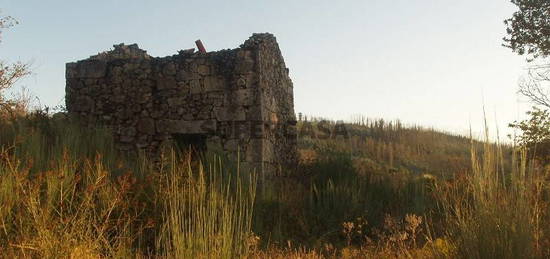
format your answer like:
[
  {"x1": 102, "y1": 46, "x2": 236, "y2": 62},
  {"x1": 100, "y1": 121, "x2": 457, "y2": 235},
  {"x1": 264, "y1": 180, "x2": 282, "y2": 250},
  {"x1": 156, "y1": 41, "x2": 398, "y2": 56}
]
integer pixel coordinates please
[{"x1": 65, "y1": 33, "x2": 297, "y2": 175}]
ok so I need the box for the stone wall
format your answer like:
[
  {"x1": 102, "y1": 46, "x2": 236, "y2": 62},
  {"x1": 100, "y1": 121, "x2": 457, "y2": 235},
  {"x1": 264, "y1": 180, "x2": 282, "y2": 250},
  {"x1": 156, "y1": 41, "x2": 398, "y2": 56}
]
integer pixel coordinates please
[{"x1": 66, "y1": 33, "x2": 297, "y2": 175}]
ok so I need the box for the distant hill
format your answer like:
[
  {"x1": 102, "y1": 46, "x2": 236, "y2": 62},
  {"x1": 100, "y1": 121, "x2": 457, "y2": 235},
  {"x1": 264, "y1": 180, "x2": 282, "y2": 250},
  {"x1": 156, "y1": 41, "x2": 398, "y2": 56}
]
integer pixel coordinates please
[{"x1": 296, "y1": 118, "x2": 502, "y2": 179}]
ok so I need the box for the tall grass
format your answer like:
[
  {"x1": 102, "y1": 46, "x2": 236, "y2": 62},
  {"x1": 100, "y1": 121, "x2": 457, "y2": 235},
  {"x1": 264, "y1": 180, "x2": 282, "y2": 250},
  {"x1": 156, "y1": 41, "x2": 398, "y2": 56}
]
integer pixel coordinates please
[
  {"x1": 436, "y1": 135, "x2": 547, "y2": 258},
  {"x1": 297, "y1": 119, "x2": 481, "y2": 179},
  {"x1": 0, "y1": 114, "x2": 257, "y2": 258},
  {"x1": 253, "y1": 140, "x2": 437, "y2": 249},
  {"x1": 2, "y1": 113, "x2": 549, "y2": 258},
  {"x1": 158, "y1": 152, "x2": 257, "y2": 258}
]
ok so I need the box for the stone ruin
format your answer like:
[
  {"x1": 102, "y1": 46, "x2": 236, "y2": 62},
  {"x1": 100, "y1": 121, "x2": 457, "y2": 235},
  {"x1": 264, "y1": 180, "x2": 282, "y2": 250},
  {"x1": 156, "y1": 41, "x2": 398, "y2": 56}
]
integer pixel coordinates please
[{"x1": 65, "y1": 33, "x2": 297, "y2": 176}]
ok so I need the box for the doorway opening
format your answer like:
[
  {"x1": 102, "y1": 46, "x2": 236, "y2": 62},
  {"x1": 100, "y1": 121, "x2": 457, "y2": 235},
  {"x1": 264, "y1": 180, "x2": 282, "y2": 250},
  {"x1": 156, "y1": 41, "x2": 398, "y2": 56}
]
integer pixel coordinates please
[{"x1": 172, "y1": 133, "x2": 207, "y2": 161}]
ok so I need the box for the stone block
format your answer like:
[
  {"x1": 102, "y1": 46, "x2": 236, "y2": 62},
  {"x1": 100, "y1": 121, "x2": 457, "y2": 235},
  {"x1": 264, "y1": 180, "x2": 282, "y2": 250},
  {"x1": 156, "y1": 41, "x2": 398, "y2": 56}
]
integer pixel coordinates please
[
  {"x1": 246, "y1": 139, "x2": 264, "y2": 162},
  {"x1": 233, "y1": 121, "x2": 251, "y2": 139},
  {"x1": 157, "y1": 89, "x2": 177, "y2": 98},
  {"x1": 75, "y1": 60, "x2": 108, "y2": 78},
  {"x1": 226, "y1": 89, "x2": 253, "y2": 107},
  {"x1": 176, "y1": 69, "x2": 188, "y2": 81},
  {"x1": 155, "y1": 119, "x2": 171, "y2": 133},
  {"x1": 158, "y1": 119, "x2": 217, "y2": 134},
  {"x1": 137, "y1": 93, "x2": 152, "y2": 104},
  {"x1": 74, "y1": 96, "x2": 95, "y2": 112},
  {"x1": 189, "y1": 79, "x2": 202, "y2": 94},
  {"x1": 66, "y1": 78, "x2": 85, "y2": 89},
  {"x1": 215, "y1": 106, "x2": 246, "y2": 121},
  {"x1": 234, "y1": 60, "x2": 254, "y2": 74},
  {"x1": 162, "y1": 62, "x2": 177, "y2": 76},
  {"x1": 196, "y1": 106, "x2": 212, "y2": 120},
  {"x1": 197, "y1": 64, "x2": 210, "y2": 75},
  {"x1": 167, "y1": 97, "x2": 185, "y2": 107},
  {"x1": 236, "y1": 50, "x2": 253, "y2": 61},
  {"x1": 207, "y1": 92, "x2": 224, "y2": 105},
  {"x1": 157, "y1": 77, "x2": 177, "y2": 90},
  {"x1": 223, "y1": 139, "x2": 239, "y2": 151},
  {"x1": 245, "y1": 105, "x2": 263, "y2": 121},
  {"x1": 66, "y1": 63, "x2": 78, "y2": 79},
  {"x1": 119, "y1": 127, "x2": 137, "y2": 143},
  {"x1": 204, "y1": 76, "x2": 225, "y2": 92},
  {"x1": 262, "y1": 141, "x2": 275, "y2": 161},
  {"x1": 137, "y1": 118, "x2": 155, "y2": 134}
]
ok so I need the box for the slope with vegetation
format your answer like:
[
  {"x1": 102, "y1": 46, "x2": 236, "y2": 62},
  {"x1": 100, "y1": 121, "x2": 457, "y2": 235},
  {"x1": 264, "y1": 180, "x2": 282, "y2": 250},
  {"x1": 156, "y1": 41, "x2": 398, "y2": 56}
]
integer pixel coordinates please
[{"x1": 0, "y1": 112, "x2": 547, "y2": 258}]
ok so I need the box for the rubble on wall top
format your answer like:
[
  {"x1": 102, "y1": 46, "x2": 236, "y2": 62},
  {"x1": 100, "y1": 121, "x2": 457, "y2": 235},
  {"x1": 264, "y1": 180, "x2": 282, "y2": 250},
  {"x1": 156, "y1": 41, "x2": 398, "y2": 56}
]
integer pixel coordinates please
[
  {"x1": 90, "y1": 43, "x2": 151, "y2": 61},
  {"x1": 241, "y1": 33, "x2": 277, "y2": 48},
  {"x1": 79, "y1": 33, "x2": 279, "y2": 63}
]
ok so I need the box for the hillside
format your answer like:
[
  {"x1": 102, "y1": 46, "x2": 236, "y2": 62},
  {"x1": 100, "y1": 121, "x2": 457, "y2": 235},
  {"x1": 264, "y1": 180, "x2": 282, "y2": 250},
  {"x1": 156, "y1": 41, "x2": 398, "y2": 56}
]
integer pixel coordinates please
[
  {"x1": 297, "y1": 119, "x2": 490, "y2": 178},
  {"x1": 0, "y1": 113, "x2": 539, "y2": 258}
]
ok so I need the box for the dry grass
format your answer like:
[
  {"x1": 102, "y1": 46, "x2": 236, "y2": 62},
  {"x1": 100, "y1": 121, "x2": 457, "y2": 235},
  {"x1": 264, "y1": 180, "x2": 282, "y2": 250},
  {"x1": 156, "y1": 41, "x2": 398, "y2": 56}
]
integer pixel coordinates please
[
  {"x1": 0, "y1": 113, "x2": 549, "y2": 258},
  {"x1": 0, "y1": 114, "x2": 257, "y2": 258}
]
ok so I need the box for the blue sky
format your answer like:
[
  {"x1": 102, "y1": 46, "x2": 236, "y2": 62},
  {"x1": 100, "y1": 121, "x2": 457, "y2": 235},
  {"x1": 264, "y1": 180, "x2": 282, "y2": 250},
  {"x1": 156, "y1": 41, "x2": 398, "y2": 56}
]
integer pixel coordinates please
[{"x1": 0, "y1": 0, "x2": 530, "y2": 138}]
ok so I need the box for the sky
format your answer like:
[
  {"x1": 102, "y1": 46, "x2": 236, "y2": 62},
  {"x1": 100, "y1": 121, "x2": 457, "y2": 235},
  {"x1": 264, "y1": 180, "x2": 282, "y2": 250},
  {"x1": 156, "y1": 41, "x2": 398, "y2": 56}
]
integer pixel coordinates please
[{"x1": 0, "y1": 0, "x2": 532, "y2": 139}]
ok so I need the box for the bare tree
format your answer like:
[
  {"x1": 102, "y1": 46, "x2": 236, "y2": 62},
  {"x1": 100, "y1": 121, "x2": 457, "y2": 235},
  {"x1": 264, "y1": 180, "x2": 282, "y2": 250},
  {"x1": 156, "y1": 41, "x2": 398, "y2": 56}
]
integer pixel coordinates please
[
  {"x1": 518, "y1": 63, "x2": 550, "y2": 108},
  {"x1": 0, "y1": 11, "x2": 30, "y2": 115}
]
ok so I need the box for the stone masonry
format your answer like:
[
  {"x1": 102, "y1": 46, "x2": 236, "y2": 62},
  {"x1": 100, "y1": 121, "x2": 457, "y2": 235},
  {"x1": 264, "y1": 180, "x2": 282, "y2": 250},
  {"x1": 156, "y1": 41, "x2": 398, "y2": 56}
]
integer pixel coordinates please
[{"x1": 66, "y1": 33, "x2": 297, "y2": 176}]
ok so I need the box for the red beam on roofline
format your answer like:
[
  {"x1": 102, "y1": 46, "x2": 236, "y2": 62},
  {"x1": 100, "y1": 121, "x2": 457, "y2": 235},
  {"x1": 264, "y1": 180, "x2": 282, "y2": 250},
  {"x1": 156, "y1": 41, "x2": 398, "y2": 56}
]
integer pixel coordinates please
[{"x1": 195, "y1": 40, "x2": 206, "y2": 53}]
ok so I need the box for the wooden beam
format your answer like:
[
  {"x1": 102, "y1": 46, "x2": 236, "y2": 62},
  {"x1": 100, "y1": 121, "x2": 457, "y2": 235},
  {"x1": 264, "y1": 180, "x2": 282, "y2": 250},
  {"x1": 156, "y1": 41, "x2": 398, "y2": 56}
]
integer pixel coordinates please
[{"x1": 195, "y1": 40, "x2": 206, "y2": 53}]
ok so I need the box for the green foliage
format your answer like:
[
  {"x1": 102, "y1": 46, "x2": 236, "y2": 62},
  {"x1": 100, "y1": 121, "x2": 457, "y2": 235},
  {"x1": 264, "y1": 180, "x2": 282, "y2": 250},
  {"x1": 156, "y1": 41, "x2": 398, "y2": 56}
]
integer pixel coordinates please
[
  {"x1": 504, "y1": 0, "x2": 550, "y2": 60},
  {"x1": 509, "y1": 106, "x2": 550, "y2": 163},
  {"x1": 505, "y1": 1, "x2": 550, "y2": 164}
]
